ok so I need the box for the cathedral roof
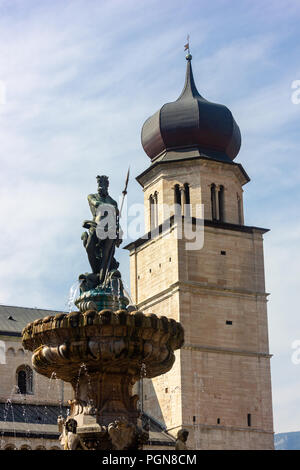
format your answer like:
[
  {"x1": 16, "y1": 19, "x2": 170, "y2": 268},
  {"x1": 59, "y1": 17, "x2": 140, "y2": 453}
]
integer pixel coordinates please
[
  {"x1": 141, "y1": 54, "x2": 241, "y2": 163},
  {"x1": 0, "y1": 304, "x2": 62, "y2": 335}
]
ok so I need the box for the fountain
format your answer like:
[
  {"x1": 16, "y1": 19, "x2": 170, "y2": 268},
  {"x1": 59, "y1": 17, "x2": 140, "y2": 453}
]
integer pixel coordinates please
[{"x1": 21, "y1": 174, "x2": 184, "y2": 450}]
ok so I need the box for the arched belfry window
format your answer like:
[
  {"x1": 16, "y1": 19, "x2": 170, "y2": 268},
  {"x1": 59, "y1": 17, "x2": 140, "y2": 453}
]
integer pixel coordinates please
[
  {"x1": 174, "y1": 185, "x2": 181, "y2": 206},
  {"x1": 149, "y1": 192, "x2": 158, "y2": 229},
  {"x1": 183, "y1": 183, "x2": 190, "y2": 216},
  {"x1": 218, "y1": 185, "x2": 225, "y2": 222},
  {"x1": 237, "y1": 193, "x2": 243, "y2": 225},
  {"x1": 153, "y1": 191, "x2": 158, "y2": 227},
  {"x1": 149, "y1": 195, "x2": 154, "y2": 229},
  {"x1": 211, "y1": 184, "x2": 217, "y2": 221},
  {"x1": 17, "y1": 365, "x2": 33, "y2": 395},
  {"x1": 174, "y1": 183, "x2": 191, "y2": 217},
  {"x1": 174, "y1": 184, "x2": 181, "y2": 216}
]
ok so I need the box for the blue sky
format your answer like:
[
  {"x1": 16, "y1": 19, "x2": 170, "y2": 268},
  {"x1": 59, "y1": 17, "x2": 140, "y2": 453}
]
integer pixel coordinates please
[{"x1": 0, "y1": 0, "x2": 299, "y2": 434}]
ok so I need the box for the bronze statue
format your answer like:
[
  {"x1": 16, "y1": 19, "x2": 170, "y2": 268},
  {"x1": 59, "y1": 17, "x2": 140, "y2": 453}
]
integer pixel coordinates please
[
  {"x1": 81, "y1": 175, "x2": 122, "y2": 286},
  {"x1": 58, "y1": 417, "x2": 88, "y2": 450},
  {"x1": 75, "y1": 172, "x2": 130, "y2": 312},
  {"x1": 175, "y1": 428, "x2": 189, "y2": 450}
]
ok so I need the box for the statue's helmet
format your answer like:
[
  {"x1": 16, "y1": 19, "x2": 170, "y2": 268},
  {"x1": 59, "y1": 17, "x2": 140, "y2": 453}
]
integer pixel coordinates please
[
  {"x1": 66, "y1": 418, "x2": 78, "y2": 433},
  {"x1": 96, "y1": 175, "x2": 109, "y2": 187},
  {"x1": 177, "y1": 428, "x2": 189, "y2": 441}
]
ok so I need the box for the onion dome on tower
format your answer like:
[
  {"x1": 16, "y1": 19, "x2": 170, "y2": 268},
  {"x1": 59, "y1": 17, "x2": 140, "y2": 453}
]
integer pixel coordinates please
[{"x1": 141, "y1": 53, "x2": 241, "y2": 164}]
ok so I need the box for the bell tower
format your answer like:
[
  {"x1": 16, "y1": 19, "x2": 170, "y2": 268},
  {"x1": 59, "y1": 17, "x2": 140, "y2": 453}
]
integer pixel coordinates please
[{"x1": 125, "y1": 53, "x2": 274, "y2": 450}]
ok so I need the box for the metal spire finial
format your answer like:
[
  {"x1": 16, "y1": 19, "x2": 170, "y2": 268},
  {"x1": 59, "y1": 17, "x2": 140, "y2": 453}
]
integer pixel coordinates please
[{"x1": 184, "y1": 34, "x2": 192, "y2": 60}]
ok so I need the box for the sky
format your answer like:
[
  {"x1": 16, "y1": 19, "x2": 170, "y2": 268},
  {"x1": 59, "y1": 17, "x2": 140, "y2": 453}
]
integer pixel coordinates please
[{"x1": 0, "y1": 0, "x2": 299, "y2": 435}]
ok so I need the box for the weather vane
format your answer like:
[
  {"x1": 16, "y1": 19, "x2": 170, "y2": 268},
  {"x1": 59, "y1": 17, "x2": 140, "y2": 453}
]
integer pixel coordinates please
[{"x1": 184, "y1": 34, "x2": 190, "y2": 54}]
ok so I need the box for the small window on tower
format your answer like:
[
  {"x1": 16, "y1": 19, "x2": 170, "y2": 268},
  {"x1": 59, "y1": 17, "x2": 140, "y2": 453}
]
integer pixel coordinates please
[
  {"x1": 226, "y1": 320, "x2": 233, "y2": 325},
  {"x1": 247, "y1": 413, "x2": 252, "y2": 427}
]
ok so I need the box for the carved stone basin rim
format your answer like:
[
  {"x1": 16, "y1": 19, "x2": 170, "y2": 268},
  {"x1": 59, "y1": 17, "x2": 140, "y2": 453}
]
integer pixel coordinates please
[{"x1": 21, "y1": 309, "x2": 184, "y2": 382}]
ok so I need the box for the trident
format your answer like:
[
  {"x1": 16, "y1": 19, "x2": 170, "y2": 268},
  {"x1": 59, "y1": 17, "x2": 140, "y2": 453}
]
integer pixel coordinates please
[{"x1": 103, "y1": 167, "x2": 130, "y2": 286}]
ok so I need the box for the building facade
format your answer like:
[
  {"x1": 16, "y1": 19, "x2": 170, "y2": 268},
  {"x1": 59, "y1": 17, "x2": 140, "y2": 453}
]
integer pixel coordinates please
[
  {"x1": 0, "y1": 305, "x2": 73, "y2": 450},
  {"x1": 125, "y1": 54, "x2": 274, "y2": 450}
]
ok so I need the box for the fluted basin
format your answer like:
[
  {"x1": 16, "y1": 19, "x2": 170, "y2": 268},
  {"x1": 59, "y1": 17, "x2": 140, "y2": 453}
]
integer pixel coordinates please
[{"x1": 22, "y1": 308, "x2": 184, "y2": 449}]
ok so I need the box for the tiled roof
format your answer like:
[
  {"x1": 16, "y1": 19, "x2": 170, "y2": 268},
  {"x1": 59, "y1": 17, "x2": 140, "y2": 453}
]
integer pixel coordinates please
[
  {"x1": 0, "y1": 403, "x2": 175, "y2": 445},
  {"x1": 142, "y1": 412, "x2": 175, "y2": 444},
  {"x1": 0, "y1": 305, "x2": 63, "y2": 335},
  {"x1": 0, "y1": 403, "x2": 68, "y2": 425}
]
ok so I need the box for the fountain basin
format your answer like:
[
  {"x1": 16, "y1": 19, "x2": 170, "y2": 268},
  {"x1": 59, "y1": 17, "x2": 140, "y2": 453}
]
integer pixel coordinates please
[{"x1": 22, "y1": 309, "x2": 184, "y2": 449}]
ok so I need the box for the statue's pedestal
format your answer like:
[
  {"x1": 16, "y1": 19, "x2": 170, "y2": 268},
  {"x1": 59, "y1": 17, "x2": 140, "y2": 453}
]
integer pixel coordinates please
[{"x1": 75, "y1": 286, "x2": 129, "y2": 312}]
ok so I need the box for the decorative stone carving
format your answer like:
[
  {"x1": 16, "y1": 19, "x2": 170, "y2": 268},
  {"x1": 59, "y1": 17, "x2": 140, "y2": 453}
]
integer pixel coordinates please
[
  {"x1": 108, "y1": 417, "x2": 136, "y2": 450},
  {"x1": 175, "y1": 428, "x2": 189, "y2": 450},
  {"x1": 58, "y1": 417, "x2": 88, "y2": 450},
  {"x1": 22, "y1": 308, "x2": 184, "y2": 450}
]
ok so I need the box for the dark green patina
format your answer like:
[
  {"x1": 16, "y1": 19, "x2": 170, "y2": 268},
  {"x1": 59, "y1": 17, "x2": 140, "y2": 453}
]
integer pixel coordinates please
[{"x1": 76, "y1": 175, "x2": 129, "y2": 311}]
